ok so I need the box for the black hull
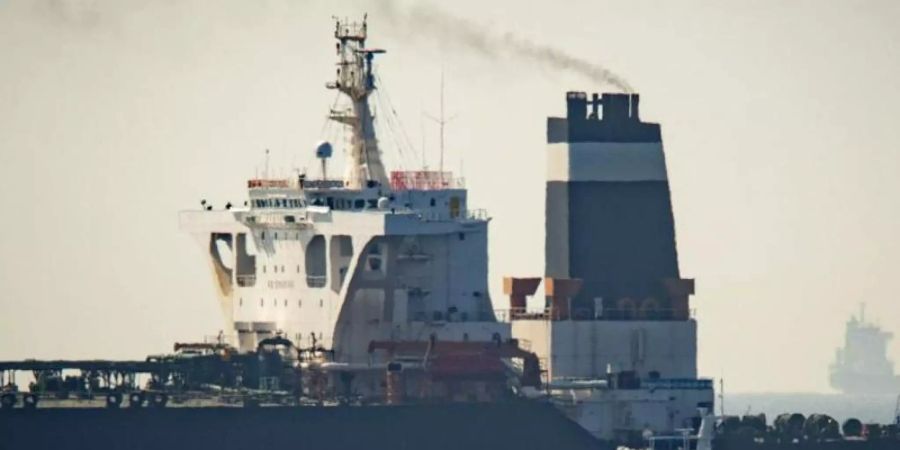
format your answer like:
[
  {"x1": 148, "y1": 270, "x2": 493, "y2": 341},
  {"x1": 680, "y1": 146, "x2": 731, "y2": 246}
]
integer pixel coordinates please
[{"x1": 0, "y1": 401, "x2": 609, "y2": 450}]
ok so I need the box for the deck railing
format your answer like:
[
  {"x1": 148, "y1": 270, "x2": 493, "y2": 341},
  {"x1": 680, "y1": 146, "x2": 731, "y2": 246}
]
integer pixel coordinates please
[
  {"x1": 495, "y1": 307, "x2": 696, "y2": 322},
  {"x1": 389, "y1": 171, "x2": 465, "y2": 191}
]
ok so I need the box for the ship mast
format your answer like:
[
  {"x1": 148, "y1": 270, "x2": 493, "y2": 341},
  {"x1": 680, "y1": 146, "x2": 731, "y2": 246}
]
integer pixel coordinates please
[{"x1": 327, "y1": 16, "x2": 389, "y2": 190}]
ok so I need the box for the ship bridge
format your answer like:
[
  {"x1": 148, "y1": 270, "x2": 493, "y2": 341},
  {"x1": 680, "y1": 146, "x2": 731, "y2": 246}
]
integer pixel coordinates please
[
  {"x1": 180, "y1": 166, "x2": 495, "y2": 360},
  {"x1": 179, "y1": 15, "x2": 505, "y2": 406}
]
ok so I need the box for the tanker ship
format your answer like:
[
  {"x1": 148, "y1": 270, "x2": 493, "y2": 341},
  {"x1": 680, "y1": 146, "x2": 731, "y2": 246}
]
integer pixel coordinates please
[
  {"x1": 1, "y1": 15, "x2": 899, "y2": 450},
  {"x1": 830, "y1": 305, "x2": 900, "y2": 395}
]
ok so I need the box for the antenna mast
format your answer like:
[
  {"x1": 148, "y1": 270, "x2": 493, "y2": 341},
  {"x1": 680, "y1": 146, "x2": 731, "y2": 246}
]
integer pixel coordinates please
[
  {"x1": 425, "y1": 69, "x2": 456, "y2": 186},
  {"x1": 719, "y1": 378, "x2": 725, "y2": 416},
  {"x1": 439, "y1": 71, "x2": 445, "y2": 179},
  {"x1": 326, "y1": 15, "x2": 389, "y2": 190},
  {"x1": 894, "y1": 394, "x2": 899, "y2": 425},
  {"x1": 420, "y1": 101, "x2": 427, "y2": 169}
]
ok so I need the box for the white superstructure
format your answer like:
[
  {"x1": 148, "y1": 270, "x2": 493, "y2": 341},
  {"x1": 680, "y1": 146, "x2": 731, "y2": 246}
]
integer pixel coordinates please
[{"x1": 180, "y1": 18, "x2": 506, "y2": 370}]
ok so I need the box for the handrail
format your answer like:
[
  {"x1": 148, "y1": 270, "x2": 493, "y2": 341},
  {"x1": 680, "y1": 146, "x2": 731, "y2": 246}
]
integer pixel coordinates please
[
  {"x1": 247, "y1": 179, "x2": 290, "y2": 189},
  {"x1": 495, "y1": 307, "x2": 696, "y2": 322},
  {"x1": 464, "y1": 209, "x2": 490, "y2": 221},
  {"x1": 389, "y1": 171, "x2": 465, "y2": 190}
]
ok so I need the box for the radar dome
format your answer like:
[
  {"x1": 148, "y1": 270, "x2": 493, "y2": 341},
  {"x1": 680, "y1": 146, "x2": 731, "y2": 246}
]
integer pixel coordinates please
[
  {"x1": 315, "y1": 140, "x2": 333, "y2": 159},
  {"x1": 377, "y1": 197, "x2": 390, "y2": 209}
]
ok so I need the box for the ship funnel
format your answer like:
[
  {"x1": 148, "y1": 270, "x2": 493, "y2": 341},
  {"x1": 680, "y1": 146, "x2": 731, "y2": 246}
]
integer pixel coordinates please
[
  {"x1": 601, "y1": 93, "x2": 640, "y2": 122},
  {"x1": 565, "y1": 91, "x2": 587, "y2": 120}
]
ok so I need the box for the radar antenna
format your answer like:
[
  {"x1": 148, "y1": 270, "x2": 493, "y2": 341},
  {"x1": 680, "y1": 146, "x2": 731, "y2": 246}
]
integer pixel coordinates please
[{"x1": 316, "y1": 141, "x2": 333, "y2": 180}]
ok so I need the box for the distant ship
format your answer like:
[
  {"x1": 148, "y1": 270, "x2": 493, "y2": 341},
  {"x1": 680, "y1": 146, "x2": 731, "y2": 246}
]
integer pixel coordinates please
[{"x1": 830, "y1": 305, "x2": 900, "y2": 395}]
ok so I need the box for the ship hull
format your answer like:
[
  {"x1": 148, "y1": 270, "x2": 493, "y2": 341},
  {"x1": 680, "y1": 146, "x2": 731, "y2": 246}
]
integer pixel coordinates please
[
  {"x1": 713, "y1": 439, "x2": 899, "y2": 450},
  {"x1": 0, "y1": 401, "x2": 608, "y2": 450}
]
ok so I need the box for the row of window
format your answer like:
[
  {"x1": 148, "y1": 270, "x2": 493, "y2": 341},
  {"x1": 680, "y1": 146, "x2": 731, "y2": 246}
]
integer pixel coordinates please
[
  {"x1": 252, "y1": 196, "x2": 442, "y2": 212},
  {"x1": 251, "y1": 197, "x2": 383, "y2": 210},
  {"x1": 238, "y1": 298, "x2": 324, "y2": 308},
  {"x1": 261, "y1": 265, "x2": 299, "y2": 274},
  {"x1": 253, "y1": 198, "x2": 305, "y2": 209},
  {"x1": 325, "y1": 197, "x2": 379, "y2": 210},
  {"x1": 251, "y1": 195, "x2": 448, "y2": 215},
  {"x1": 259, "y1": 231, "x2": 302, "y2": 241}
]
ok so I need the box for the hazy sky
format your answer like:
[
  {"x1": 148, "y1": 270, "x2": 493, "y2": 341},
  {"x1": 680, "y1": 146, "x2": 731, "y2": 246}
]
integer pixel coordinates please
[{"x1": 1, "y1": 0, "x2": 899, "y2": 393}]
